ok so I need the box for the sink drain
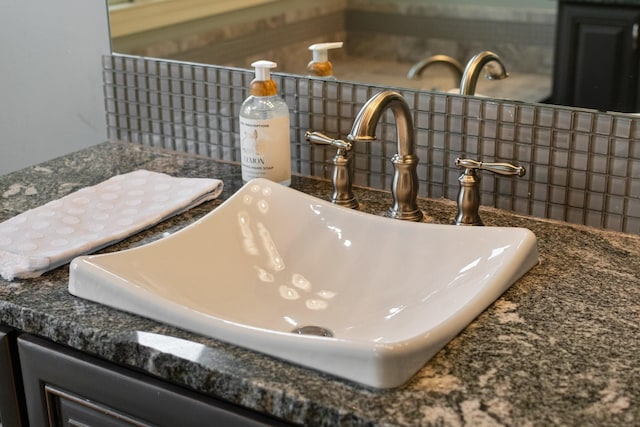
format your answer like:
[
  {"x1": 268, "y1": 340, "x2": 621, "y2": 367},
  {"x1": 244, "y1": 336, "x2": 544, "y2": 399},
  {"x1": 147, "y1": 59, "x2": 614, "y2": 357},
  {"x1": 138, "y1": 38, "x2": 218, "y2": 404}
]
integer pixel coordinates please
[{"x1": 291, "y1": 326, "x2": 334, "y2": 337}]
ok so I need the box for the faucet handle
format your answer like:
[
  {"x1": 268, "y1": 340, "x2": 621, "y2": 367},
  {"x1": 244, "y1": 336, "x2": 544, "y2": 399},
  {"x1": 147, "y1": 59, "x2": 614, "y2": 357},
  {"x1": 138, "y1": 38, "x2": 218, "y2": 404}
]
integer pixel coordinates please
[
  {"x1": 453, "y1": 157, "x2": 526, "y2": 226},
  {"x1": 305, "y1": 131, "x2": 352, "y2": 152},
  {"x1": 305, "y1": 130, "x2": 358, "y2": 209},
  {"x1": 455, "y1": 158, "x2": 525, "y2": 177}
]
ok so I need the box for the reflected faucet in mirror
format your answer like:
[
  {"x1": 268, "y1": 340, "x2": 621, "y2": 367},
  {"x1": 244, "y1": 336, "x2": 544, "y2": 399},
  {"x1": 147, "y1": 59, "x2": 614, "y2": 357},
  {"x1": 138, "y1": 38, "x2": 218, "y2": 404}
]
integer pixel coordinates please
[
  {"x1": 459, "y1": 51, "x2": 509, "y2": 95},
  {"x1": 407, "y1": 54, "x2": 464, "y2": 82}
]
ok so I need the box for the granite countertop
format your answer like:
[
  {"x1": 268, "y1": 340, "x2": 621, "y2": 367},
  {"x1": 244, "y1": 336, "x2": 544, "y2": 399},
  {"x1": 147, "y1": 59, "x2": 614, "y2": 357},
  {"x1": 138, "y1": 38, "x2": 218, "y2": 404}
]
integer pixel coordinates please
[{"x1": 1, "y1": 141, "x2": 639, "y2": 426}]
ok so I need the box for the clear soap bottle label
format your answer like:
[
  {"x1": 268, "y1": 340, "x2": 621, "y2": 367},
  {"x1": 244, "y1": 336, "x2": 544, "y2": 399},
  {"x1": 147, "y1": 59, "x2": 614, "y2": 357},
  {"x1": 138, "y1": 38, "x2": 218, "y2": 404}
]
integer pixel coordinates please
[{"x1": 240, "y1": 115, "x2": 291, "y2": 184}]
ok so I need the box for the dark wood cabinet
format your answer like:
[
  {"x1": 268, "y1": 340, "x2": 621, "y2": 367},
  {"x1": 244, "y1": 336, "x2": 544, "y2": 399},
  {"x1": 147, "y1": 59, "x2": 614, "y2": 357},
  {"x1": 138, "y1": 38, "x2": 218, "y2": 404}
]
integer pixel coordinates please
[
  {"x1": 553, "y1": 1, "x2": 640, "y2": 112},
  {"x1": 17, "y1": 334, "x2": 291, "y2": 427},
  {"x1": 0, "y1": 326, "x2": 27, "y2": 426}
]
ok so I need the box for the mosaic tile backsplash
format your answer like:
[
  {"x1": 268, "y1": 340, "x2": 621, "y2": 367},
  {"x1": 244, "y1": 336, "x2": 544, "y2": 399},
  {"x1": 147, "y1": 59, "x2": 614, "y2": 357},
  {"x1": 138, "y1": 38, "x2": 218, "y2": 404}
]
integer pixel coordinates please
[{"x1": 104, "y1": 54, "x2": 640, "y2": 234}]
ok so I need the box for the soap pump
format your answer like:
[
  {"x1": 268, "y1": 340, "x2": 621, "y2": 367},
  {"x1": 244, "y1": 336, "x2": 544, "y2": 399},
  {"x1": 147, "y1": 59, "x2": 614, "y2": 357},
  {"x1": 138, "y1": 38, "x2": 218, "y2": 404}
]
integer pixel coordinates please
[
  {"x1": 239, "y1": 60, "x2": 291, "y2": 186},
  {"x1": 307, "y1": 42, "x2": 343, "y2": 79}
]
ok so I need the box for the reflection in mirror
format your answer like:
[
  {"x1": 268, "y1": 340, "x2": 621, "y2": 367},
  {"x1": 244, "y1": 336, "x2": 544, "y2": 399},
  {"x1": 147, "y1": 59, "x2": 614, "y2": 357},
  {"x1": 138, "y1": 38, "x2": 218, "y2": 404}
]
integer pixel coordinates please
[
  {"x1": 553, "y1": 1, "x2": 640, "y2": 113},
  {"x1": 109, "y1": 0, "x2": 554, "y2": 104},
  {"x1": 108, "y1": 0, "x2": 639, "y2": 114}
]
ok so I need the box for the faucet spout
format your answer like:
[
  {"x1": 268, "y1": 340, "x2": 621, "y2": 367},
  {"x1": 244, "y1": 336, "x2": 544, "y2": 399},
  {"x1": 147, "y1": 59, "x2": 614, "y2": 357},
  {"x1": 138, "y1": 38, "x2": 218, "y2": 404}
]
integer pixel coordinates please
[
  {"x1": 348, "y1": 91, "x2": 423, "y2": 221},
  {"x1": 407, "y1": 54, "x2": 464, "y2": 82},
  {"x1": 459, "y1": 51, "x2": 509, "y2": 96}
]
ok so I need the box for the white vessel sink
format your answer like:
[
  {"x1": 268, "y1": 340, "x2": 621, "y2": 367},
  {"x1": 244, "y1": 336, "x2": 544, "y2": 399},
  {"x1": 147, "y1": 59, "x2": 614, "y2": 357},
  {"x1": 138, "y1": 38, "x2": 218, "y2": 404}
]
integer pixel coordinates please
[{"x1": 69, "y1": 178, "x2": 538, "y2": 388}]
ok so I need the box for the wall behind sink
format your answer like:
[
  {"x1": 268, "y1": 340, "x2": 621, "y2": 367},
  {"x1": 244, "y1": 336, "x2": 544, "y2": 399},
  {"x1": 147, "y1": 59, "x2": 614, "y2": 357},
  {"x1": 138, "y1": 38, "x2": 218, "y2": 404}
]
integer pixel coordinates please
[
  {"x1": 105, "y1": 54, "x2": 640, "y2": 234},
  {"x1": 0, "y1": 0, "x2": 110, "y2": 175}
]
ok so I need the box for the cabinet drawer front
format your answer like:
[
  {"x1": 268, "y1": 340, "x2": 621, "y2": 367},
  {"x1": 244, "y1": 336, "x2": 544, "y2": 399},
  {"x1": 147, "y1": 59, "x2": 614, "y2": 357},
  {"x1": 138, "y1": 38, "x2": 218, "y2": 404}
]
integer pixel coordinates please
[
  {"x1": 45, "y1": 384, "x2": 153, "y2": 427},
  {"x1": 18, "y1": 334, "x2": 290, "y2": 427}
]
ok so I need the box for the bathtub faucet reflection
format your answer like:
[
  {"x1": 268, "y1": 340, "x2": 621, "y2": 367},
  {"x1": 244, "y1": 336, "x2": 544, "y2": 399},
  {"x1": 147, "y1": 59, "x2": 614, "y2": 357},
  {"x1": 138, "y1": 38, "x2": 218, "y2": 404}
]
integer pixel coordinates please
[
  {"x1": 459, "y1": 51, "x2": 509, "y2": 96},
  {"x1": 407, "y1": 54, "x2": 464, "y2": 82}
]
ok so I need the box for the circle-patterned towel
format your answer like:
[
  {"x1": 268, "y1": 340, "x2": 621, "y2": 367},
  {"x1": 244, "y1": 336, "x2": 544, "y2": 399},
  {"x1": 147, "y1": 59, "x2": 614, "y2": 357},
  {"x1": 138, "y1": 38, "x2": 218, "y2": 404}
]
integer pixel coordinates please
[{"x1": 0, "y1": 170, "x2": 223, "y2": 281}]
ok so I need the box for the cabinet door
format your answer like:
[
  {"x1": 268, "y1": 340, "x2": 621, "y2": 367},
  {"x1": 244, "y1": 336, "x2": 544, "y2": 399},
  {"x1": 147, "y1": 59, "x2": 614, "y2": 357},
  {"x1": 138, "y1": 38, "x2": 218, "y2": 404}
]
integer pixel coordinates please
[
  {"x1": 553, "y1": 3, "x2": 640, "y2": 112},
  {"x1": 0, "y1": 326, "x2": 27, "y2": 426},
  {"x1": 18, "y1": 335, "x2": 291, "y2": 427}
]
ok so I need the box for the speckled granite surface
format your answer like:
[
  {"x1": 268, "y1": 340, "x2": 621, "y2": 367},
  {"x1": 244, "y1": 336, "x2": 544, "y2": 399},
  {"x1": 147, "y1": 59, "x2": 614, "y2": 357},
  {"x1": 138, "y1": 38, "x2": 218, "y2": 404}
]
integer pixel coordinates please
[{"x1": 1, "y1": 141, "x2": 639, "y2": 426}]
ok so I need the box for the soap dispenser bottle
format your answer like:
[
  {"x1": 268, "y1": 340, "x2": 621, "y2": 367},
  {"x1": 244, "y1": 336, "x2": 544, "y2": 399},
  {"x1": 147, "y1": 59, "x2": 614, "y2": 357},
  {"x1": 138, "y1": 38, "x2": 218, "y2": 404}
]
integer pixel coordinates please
[
  {"x1": 239, "y1": 60, "x2": 291, "y2": 186},
  {"x1": 307, "y1": 42, "x2": 343, "y2": 79}
]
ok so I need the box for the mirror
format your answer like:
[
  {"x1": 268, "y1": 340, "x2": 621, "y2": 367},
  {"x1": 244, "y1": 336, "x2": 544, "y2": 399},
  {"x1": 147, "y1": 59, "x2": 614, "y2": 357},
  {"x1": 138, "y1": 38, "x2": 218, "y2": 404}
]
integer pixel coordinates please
[{"x1": 107, "y1": 0, "x2": 638, "y2": 114}]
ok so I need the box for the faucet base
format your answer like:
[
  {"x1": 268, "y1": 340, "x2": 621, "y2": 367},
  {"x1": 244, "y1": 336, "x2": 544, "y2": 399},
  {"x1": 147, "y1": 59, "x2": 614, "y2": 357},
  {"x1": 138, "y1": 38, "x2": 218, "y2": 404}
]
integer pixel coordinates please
[
  {"x1": 453, "y1": 217, "x2": 484, "y2": 226},
  {"x1": 334, "y1": 198, "x2": 359, "y2": 209},
  {"x1": 387, "y1": 154, "x2": 423, "y2": 222},
  {"x1": 386, "y1": 208, "x2": 423, "y2": 222}
]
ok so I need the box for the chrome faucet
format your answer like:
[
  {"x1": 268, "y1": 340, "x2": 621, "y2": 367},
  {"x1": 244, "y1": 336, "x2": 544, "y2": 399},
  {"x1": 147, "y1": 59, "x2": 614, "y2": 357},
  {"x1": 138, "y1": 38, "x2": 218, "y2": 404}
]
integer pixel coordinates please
[
  {"x1": 349, "y1": 91, "x2": 423, "y2": 221},
  {"x1": 306, "y1": 91, "x2": 423, "y2": 221},
  {"x1": 407, "y1": 54, "x2": 464, "y2": 82},
  {"x1": 459, "y1": 51, "x2": 509, "y2": 96}
]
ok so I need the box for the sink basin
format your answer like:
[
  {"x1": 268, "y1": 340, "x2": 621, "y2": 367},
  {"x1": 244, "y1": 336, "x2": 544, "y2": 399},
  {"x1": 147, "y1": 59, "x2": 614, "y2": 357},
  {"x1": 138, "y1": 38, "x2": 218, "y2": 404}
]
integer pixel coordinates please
[{"x1": 69, "y1": 178, "x2": 538, "y2": 388}]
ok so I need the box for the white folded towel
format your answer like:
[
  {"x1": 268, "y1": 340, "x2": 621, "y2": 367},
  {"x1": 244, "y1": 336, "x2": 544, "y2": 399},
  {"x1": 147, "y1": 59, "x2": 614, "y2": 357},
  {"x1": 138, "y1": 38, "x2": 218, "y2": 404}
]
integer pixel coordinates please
[{"x1": 0, "y1": 170, "x2": 223, "y2": 281}]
